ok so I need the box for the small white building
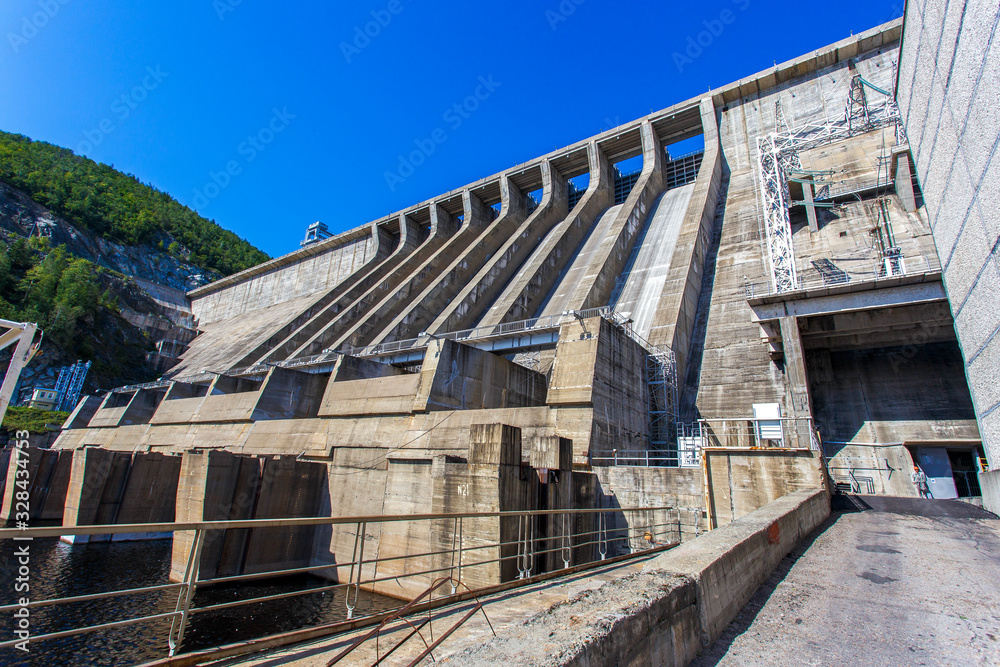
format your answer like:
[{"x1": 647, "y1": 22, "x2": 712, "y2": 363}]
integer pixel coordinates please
[{"x1": 28, "y1": 388, "x2": 59, "y2": 411}]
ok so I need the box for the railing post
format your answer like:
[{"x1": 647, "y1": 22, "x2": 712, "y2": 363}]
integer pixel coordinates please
[
  {"x1": 168, "y1": 528, "x2": 205, "y2": 656},
  {"x1": 598, "y1": 513, "x2": 608, "y2": 561},
  {"x1": 453, "y1": 517, "x2": 463, "y2": 595},
  {"x1": 561, "y1": 512, "x2": 571, "y2": 569},
  {"x1": 516, "y1": 514, "x2": 527, "y2": 580},
  {"x1": 345, "y1": 521, "x2": 366, "y2": 619}
]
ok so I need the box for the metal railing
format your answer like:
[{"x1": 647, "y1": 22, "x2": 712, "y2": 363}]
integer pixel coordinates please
[
  {"x1": 743, "y1": 253, "x2": 942, "y2": 299},
  {"x1": 0, "y1": 504, "x2": 682, "y2": 659},
  {"x1": 590, "y1": 450, "x2": 681, "y2": 467},
  {"x1": 336, "y1": 306, "x2": 613, "y2": 358},
  {"x1": 693, "y1": 417, "x2": 819, "y2": 451}
]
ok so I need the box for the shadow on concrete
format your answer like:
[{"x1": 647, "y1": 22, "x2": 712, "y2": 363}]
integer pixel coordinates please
[
  {"x1": 689, "y1": 505, "x2": 843, "y2": 667},
  {"x1": 852, "y1": 494, "x2": 998, "y2": 519}
]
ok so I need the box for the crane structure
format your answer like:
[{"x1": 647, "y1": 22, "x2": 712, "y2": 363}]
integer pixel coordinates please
[{"x1": 0, "y1": 319, "x2": 43, "y2": 428}]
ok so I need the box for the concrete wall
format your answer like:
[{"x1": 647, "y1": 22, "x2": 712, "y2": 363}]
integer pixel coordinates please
[
  {"x1": 807, "y1": 341, "x2": 978, "y2": 443},
  {"x1": 190, "y1": 232, "x2": 376, "y2": 326},
  {"x1": 0, "y1": 446, "x2": 73, "y2": 522},
  {"x1": 548, "y1": 317, "x2": 650, "y2": 459},
  {"x1": 703, "y1": 449, "x2": 826, "y2": 528},
  {"x1": 825, "y1": 442, "x2": 919, "y2": 496},
  {"x1": 980, "y1": 468, "x2": 1000, "y2": 515},
  {"x1": 61, "y1": 447, "x2": 181, "y2": 542},
  {"x1": 453, "y1": 488, "x2": 830, "y2": 667},
  {"x1": 897, "y1": 0, "x2": 1000, "y2": 467},
  {"x1": 593, "y1": 466, "x2": 705, "y2": 543},
  {"x1": 692, "y1": 39, "x2": 902, "y2": 420},
  {"x1": 170, "y1": 450, "x2": 326, "y2": 582}
]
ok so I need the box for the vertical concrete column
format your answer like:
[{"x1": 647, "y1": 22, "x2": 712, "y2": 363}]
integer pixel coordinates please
[
  {"x1": 639, "y1": 119, "x2": 667, "y2": 192},
  {"x1": 463, "y1": 188, "x2": 490, "y2": 229},
  {"x1": 469, "y1": 423, "x2": 527, "y2": 583},
  {"x1": 779, "y1": 316, "x2": 815, "y2": 448},
  {"x1": 588, "y1": 138, "x2": 615, "y2": 202},
  {"x1": 399, "y1": 211, "x2": 423, "y2": 251},
  {"x1": 544, "y1": 159, "x2": 570, "y2": 215},
  {"x1": 370, "y1": 219, "x2": 396, "y2": 261},
  {"x1": 61, "y1": 447, "x2": 131, "y2": 543},
  {"x1": 802, "y1": 176, "x2": 820, "y2": 232},
  {"x1": 429, "y1": 201, "x2": 458, "y2": 237},
  {"x1": 500, "y1": 172, "x2": 527, "y2": 222},
  {"x1": 894, "y1": 148, "x2": 918, "y2": 212},
  {"x1": 170, "y1": 449, "x2": 254, "y2": 582}
]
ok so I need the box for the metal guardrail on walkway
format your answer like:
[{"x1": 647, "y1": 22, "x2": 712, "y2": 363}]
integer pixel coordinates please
[
  {"x1": 152, "y1": 307, "x2": 617, "y2": 387},
  {"x1": 0, "y1": 505, "x2": 683, "y2": 659},
  {"x1": 336, "y1": 306, "x2": 613, "y2": 359},
  {"x1": 743, "y1": 254, "x2": 942, "y2": 299}
]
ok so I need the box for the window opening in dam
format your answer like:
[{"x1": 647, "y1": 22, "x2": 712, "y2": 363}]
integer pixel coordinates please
[
  {"x1": 567, "y1": 173, "x2": 589, "y2": 209},
  {"x1": 526, "y1": 187, "x2": 542, "y2": 213},
  {"x1": 613, "y1": 155, "x2": 643, "y2": 204}
]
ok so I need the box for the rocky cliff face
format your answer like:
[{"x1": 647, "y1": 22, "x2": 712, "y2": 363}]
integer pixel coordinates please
[
  {"x1": 0, "y1": 180, "x2": 221, "y2": 292},
  {"x1": 0, "y1": 180, "x2": 213, "y2": 397}
]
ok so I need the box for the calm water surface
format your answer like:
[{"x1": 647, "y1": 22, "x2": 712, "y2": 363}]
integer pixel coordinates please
[{"x1": 0, "y1": 537, "x2": 398, "y2": 667}]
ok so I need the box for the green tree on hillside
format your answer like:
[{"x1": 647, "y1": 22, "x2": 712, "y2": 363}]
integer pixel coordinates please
[{"x1": 0, "y1": 130, "x2": 270, "y2": 275}]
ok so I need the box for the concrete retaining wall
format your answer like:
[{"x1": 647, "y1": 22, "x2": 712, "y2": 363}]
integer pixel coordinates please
[
  {"x1": 980, "y1": 468, "x2": 1000, "y2": 516},
  {"x1": 704, "y1": 448, "x2": 826, "y2": 528},
  {"x1": 454, "y1": 488, "x2": 830, "y2": 666},
  {"x1": 897, "y1": 0, "x2": 1000, "y2": 467},
  {"x1": 190, "y1": 232, "x2": 376, "y2": 326}
]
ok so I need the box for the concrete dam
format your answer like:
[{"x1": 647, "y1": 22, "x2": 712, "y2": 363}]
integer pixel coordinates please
[{"x1": 3, "y1": 11, "x2": 996, "y2": 663}]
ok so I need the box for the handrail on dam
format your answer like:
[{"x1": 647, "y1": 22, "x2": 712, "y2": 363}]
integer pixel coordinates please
[
  {"x1": 336, "y1": 305, "x2": 614, "y2": 358},
  {"x1": 159, "y1": 306, "x2": 618, "y2": 385},
  {"x1": 0, "y1": 504, "x2": 689, "y2": 659},
  {"x1": 743, "y1": 252, "x2": 942, "y2": 299}
]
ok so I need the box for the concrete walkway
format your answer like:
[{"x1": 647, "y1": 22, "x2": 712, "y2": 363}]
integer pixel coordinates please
[
  {"x1": 204, "y1": 550, "x2": 666, "y2": 666},
  {"x1": 693, "y1": 496, "x2": 1000, "y2": 667}
]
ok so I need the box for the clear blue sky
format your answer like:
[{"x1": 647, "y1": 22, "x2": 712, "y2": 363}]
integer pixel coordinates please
[{"x1": 0, "y1": 0, "x2": 903, "y2": 259}]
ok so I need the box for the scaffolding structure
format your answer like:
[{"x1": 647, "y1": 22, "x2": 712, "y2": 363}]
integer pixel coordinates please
[
  {"x1": 53, "y1": 360, "x2": 91, "y2": 412},
  {"x1": 755, "y1": 72, "x2": 903, "y2": 293},
  {"x1": 646, "y1": 345, "x2": 679, "y2": 452}
]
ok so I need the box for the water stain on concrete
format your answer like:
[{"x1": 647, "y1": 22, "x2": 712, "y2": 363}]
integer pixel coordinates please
[
  {"x1": 859, "y1": 571, "x2": 898, "y2": 584},
  {"x1": 857, "y1": 544, "x2": 901, "y2": 554}
]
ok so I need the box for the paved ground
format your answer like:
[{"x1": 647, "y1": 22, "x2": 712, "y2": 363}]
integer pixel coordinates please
[{"x1": 692, "y1": 496, "x2": 1000, "y2": 667}]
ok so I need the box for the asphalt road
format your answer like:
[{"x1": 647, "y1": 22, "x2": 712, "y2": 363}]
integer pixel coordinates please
[{"x1": 692, "y1": 496, "x2": 1000, "y2": 666}]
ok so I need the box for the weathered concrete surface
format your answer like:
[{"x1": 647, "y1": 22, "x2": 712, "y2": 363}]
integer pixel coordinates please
[
  {"x1": 693, "y1": 496, "x2": 1000, "y2": 666},
  {"x1": 981, "y1": 468, "x2": 1000, "y2": 516},
  {"x1": 703, "y1": 449, "x2": 826, "y2": 528},
  {"x1": 0, "y1": 446, "x2": 72, "y2": 522},
  {"x1": 61, "y1": 448, "x2": 181, "y2": 543},
  {"x1": 897, "y1": 0, "x2": 1000, "y2": 468},
  {"x1": 211, "y1": 552, "x2": 672, "y2": 667}
]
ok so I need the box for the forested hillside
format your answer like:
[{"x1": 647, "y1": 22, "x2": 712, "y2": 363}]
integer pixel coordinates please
[
  {"x1": 0, "y1": 131, "x2": 269, "y2": 275},
  {"x1": 0, "y1": 130, "x2": 273, "y2": 402}
]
